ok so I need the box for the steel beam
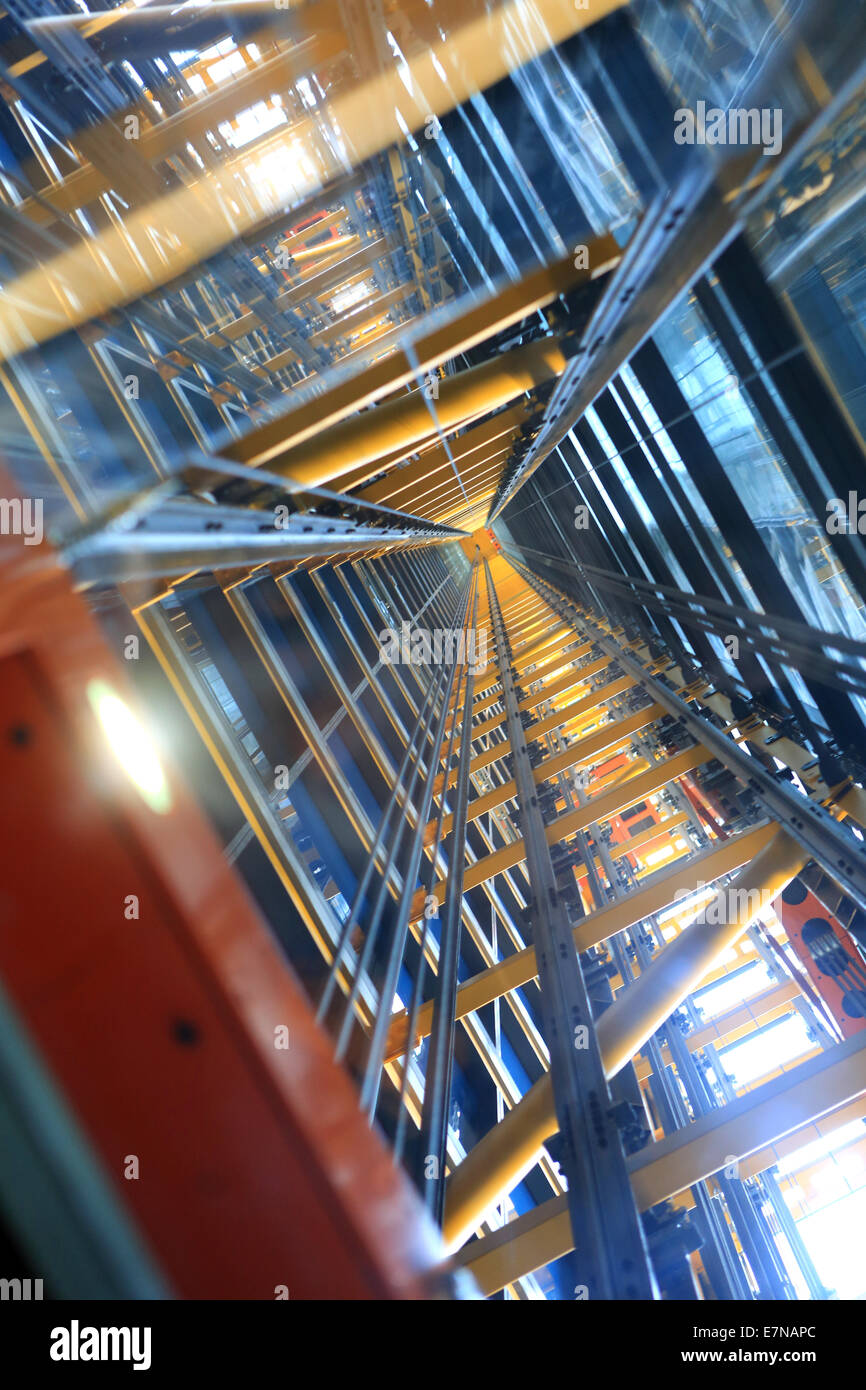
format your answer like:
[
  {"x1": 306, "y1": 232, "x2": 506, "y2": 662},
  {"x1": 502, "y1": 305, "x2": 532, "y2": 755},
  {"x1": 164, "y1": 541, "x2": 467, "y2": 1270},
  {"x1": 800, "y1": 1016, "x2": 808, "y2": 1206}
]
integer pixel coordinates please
[
  {"x1": 521, "y1": 564, "x2": 866, "y2": 910},
  {"x1": 442, "y1": 819, "x2": 814, "y2": 1248},
  {"x1": 457, "y1": 1030, "x2": 866, "y2": 1294},
  {"x1": 480, "y1": 558, "x2": 653, "y2": 1296},
  {"x1": 0, "y1": 1, "x2": 626, "y2": 355},
  {"x1": 249, "y1": 337, "x2": 569, "y2": 489},
  {"x1": 388, "y1": 822, "x2": 778, "y2": 1062}
]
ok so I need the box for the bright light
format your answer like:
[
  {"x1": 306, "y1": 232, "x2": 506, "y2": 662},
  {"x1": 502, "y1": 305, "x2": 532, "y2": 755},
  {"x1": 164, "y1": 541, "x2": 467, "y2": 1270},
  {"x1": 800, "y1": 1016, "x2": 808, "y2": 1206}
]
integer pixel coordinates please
[
  {"x1": 777, "y1": 1119, "x2": 866, "y2": 1176},
  {"x1": 207, "y1": 49, "x2": 244, "y2": 85},
  {"x1": 719, "y1": 1013, "x2": 813, "y2": 1089},
  {"x1": 797, "y1": 1186, "x2": 866, "y2": 1298},
  {"x1": 242, "y1": 138, "x2": 318, "y2": 210},
  {"x1": 782, "y1": 1183, "x2": 804, "y2": 1207},
  {"x1": 220, "y1": 100, "x2": 288, "y2": 151},
  {"x1": 837, "y1": 1152, "x2": 864, "y2": 1184},
  {"x1": 644, "y1": 844, "x2": 675, "y2": 867},
  {"x1": 692, "y1": 959, "x2": 773, "y2": 1020},
  {"x1": 811, "y1": 1167, "x2": 850, "y2": 1201},
  {"x1": 87, "y1": 679, "x2": 171, "y2": 815},
  {"x1": 657, "y1": 884, "x2": 715, "y2": 924},
  {"x1": 328, "y1": 278, "x2": 374, "y2": 315}
]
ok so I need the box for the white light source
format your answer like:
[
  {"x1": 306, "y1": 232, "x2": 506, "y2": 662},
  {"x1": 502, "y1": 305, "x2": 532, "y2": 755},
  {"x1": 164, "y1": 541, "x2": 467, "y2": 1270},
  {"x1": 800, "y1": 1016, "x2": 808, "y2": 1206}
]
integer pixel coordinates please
[
  {"x1": 644, "y1": 843, "x2": 675, "y2": 867},
  {"x1": 87, "y1": 679, "x2": 171, "y2": 815},
  {"x1": 777, "y1": 1119, "x2": 866, "y2": 1176}
]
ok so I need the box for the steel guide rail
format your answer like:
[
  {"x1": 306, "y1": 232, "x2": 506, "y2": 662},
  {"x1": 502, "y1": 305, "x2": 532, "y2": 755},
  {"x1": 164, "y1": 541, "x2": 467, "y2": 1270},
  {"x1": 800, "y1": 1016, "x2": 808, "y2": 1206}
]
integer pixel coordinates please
[
  {"x1": 294, "y1": 555, "x2": 559, "y2": 1236},
  {"x1": 512, "y1": 542, "x2": 866, "y2": 703},
  {"x1": 62, "y1": 453, "x2": 464, "y2": 584},
  {"x1": 335, "y1": 661, "x2": 452, "y2": 1066},
  {"x1": 315, "y1": 653, "x2": 446, "y2": 1030},
  {"x1": 359, "y1": 570, "x2": 474, "y2": 1119},
  {"x1": 417, "y1": 563, "x2": 479, "y2": 1222},
  {"x1": 395, "y1": 620, "x2": 467, "y2": 1168},
  {"x1": 608, "y1": 930, "x2": 748, "y2": 1300},
  {"x1": 483, "y1": 557, "x2": 654, "y2": 1299}
]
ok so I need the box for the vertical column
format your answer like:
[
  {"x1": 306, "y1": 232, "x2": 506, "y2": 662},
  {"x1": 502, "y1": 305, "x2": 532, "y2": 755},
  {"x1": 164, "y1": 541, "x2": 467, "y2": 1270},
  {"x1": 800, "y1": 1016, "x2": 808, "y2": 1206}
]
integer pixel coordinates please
[{"x1": 480, "y1": 557, "x2": 654, "y2": 1298}]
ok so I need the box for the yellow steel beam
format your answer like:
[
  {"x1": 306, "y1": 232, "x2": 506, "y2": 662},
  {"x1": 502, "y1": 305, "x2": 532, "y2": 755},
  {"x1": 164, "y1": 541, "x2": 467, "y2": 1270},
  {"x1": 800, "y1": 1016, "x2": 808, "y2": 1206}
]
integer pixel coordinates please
[
  {"x1": 469, "y1": 658, "x2": 616, "y2": 736},
  {"x1": 292, "y1": 232, "x2": 359, "y2": 263},
  {"x1": 227, "y1": 233, "x2": 619, "y2": 465},
  {"x1": 0, "y1": 1, "x2": 625, "y2": 356},
  {"x1": 632, "y1": 1024, "x2": 866, "y2": 1209},
  {"x1": 511, "y1": 631, "x2": 574, "y2": 667},
  {"x1": 433, "y1": 492, "x2": 500, "y2": 526},
  {"x1": 276, "y1": 236, "x2": 399, "y2": 311},
  {"x1": 456, "y1": 1030, "x2": 866, "y2": 1292},
  {"x1": 408, "y1": 459, "x2": 511, "y2": 520},
  {"x1": 468, "y1": 621, "x2": 575, "y2": 684},
  {"x1": 15, "y1": 38, "x2": 337, "y2": 222},
  {"x1": 308, "y1": 283, "x2": 416, "y2": 346},
  {"x1": 432, "y1": 746, "x2": 710, "y2": 902},
  {"x1": 442, "y1": 821, "x2": 814, "y2": 1248},
  {"x1": 389, "y1": 822, "x2": 777, "y2": 1062},
  {"x1": 357, "y1": 408, "x2": 526, "y2": 506},
  {"x1": 633, "y1": 980, "x2": 802, "y2": 1082},
  {"x1": 558, "y1": 592, "x2": 866, "y2": 815},
  {"x1": 437, "y1": 704, "x2": 666, "y2": 834},
  {"x1": 427, "y1": 490, "x2": 501, "y2": 527},
  {"x1": 515, "y1": 643, "x2": 596, "y2": 689},
  {"x1": 588, "y1": 811, "x2": 690, "y2": 879},
  {"x1": 246, "y1": 336, "x2": 568, "y2": 488},
  {"x1": 443, "y1": 664, "x2": 632, "y2": 767},
  {"x1": 496, "y1": 593, "x2": 550, "y2": 626},
  {"x1": 441, "y1": 676, "x2": 638, "y2": 786},
  {"x1": 387, "y1": 147, "x2": 435, "y2": 313}
]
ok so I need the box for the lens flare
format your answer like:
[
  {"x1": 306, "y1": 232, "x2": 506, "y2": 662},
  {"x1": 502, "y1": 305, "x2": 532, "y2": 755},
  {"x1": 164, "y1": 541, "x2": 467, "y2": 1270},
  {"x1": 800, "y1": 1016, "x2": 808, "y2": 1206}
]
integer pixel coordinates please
[{"x1": 86, "y1": 679, "x2": 171, "y2": 815}]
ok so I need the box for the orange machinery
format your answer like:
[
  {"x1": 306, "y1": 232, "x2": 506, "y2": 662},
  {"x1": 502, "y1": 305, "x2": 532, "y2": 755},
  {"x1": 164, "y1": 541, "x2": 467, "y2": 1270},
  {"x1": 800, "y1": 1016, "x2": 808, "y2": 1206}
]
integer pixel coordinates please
[{"x1": 776, "y1": 877, "x2": 866, "y2": 1041}]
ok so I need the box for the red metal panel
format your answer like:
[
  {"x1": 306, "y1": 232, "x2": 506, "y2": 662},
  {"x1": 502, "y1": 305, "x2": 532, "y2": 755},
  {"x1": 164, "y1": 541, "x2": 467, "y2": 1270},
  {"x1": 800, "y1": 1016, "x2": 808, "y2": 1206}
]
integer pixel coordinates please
[{"x1": 776, "y1": 881, "x2": 866, "y2": 1041}]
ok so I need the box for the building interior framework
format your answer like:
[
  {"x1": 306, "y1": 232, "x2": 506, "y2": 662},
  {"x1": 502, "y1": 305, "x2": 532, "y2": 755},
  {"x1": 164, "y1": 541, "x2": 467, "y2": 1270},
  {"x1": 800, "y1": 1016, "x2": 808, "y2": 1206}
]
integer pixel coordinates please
[{"x1": 1, "y1": 0, "x2": 866, "y2": 1301}]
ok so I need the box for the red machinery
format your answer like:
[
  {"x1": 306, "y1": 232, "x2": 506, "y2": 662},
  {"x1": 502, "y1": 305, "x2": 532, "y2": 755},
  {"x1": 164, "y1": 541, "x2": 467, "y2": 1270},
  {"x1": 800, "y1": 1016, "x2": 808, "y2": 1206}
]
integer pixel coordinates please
[{"x1": 776, "y1": 876, "x2": 866, "y2": 1041}]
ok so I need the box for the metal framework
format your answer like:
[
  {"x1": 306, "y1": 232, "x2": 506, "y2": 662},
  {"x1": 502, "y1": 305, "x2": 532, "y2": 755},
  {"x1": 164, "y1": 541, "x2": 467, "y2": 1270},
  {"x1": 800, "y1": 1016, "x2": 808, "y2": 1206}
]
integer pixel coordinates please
[{"x1": 1, "y1": 0, "x2": 866, "y2": 1304}]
